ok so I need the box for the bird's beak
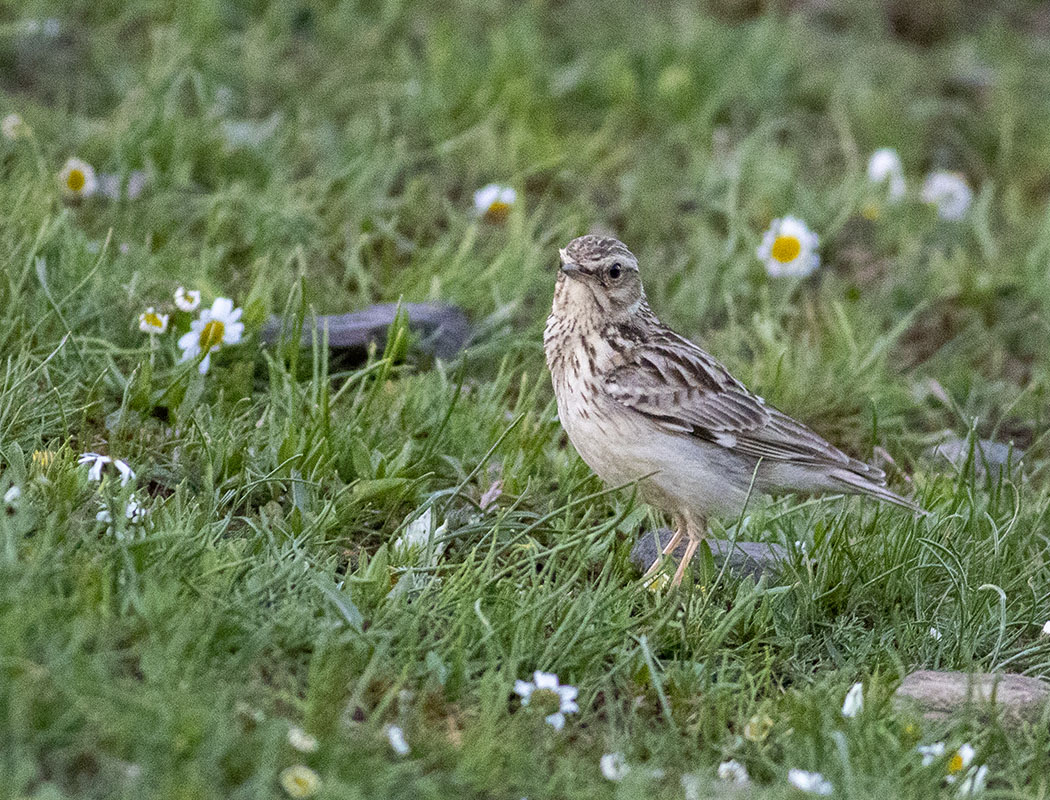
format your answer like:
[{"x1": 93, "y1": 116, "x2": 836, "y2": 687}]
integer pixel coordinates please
[{"x1": 558, "y1": 248, "x2": 582, "y2": 279}]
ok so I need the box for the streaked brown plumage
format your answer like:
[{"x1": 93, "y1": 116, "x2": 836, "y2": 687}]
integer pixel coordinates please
[{"x1": 544, "y1": 234, "x2": 921, "y2": 586}]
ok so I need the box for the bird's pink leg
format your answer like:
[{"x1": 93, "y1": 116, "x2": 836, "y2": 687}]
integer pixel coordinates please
[
  {"x1": 671, "y1": 512, "x2": 707, "y2": 587},
  {"x1": 641, "y1": 515, "x2": 685, "y2": 581}
]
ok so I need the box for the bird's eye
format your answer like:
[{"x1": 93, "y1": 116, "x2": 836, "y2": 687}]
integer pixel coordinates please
[{"x1": 608, "y1": 262, "x2": 622, "y2": 280}]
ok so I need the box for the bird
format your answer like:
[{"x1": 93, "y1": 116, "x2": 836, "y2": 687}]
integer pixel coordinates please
[{"x1": 543, "y1": 234, "x2": 922, "y2": 586}]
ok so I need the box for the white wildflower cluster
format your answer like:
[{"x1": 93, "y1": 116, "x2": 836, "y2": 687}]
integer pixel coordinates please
[
  {"x1": 753, "y1": 148, "x2": 975, "y2": 280},
  {"x1": 56, "y1": 156, "x2": 149, "y2": 204},
  {"x1": 865, "y1": 147, "x2": 974, "y2": 220},
  {"x1": 133, "y1": 288, "x2": 244, "y2": 375},
  {"x1": 78, "y1": 452, "x2": 149, "y2": 536},
  {"x1": 178, "y1": 296, "x2": 245, "y2": 374}
]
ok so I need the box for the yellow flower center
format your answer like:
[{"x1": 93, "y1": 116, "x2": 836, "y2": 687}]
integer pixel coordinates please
[
  {"x1": 948, "y1": 753, "x2": 964, "y2": 774},
  {"x1": 144, "y1": 312, "x2": 164, "y2": 329},
  {"x1": 531, "y1": 688, "x2": 561, "y2": 713},
  {"x1": 485, "y1": 201, "x2": 511, "y2": 223},
  {"x1": 771, "y1": 234, "x2": 801, "y2": 263},
  {"x1": 199, "y1": 319, "x2": 225, "y2": 351},
  {"x1": 66, "y1": 169, "x2": 85, "y2": 192}
]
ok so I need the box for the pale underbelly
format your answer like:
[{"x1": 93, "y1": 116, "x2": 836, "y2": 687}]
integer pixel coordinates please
[{"x1": 557, "y1": 392, "x2": 755, "y2": 519}]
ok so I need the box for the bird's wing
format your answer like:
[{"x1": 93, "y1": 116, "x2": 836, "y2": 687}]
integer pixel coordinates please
[{"x1": 604, "y1": 333, "x2": 884, "y2": 478}]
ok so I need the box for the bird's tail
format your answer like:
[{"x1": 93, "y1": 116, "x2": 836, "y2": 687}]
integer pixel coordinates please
[{"x1": 829, "y1": 467, "x2": 926, "y2": 515}]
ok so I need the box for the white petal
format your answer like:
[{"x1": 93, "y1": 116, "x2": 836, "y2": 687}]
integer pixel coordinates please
[
  {"x1": 957, "y1": 765, "x2": 988, "y2": 796},
  {"x1": 533, "y1": 671, "x2": 559, "y2": 690},
  {"x1": 113, "y1": 460, "x2": 135, "y2": 486},
  {"x1": 223, "y1": 320, "x2": 245, "y2": 344},
  {"x1": 556, "y1": 684, "x2": 578, "y2": 703},
  {"x1": 544, "y1": 711, "x2": 565, "y2": 730},
  {"x1": 211, "y1": 297, "x2": 234, "y2": 319},
  {"x1": 385, "y1": 724, "x2": 410, "y2": 756},
  {"x1": 841, "y1": 682, "x2": 863, "y2": 718},
  {"x1": 918, "y1": 742, "x2": 946, "y2": 765},
  {"x1": 287, "y1": 726, "x2": 319, "y2": 753},
  {"x1": 513, "y1": 680, "x2": 535, "y2": 701},
  {"x1": 178, "y1": 329, "x2": 199, "y2": 355},
  {"x1": 473, "y1": 184, "x2": 500, "y2": 213},
  {"x1": 198, "y1": 352, "x2": 211, "y2": 374}
]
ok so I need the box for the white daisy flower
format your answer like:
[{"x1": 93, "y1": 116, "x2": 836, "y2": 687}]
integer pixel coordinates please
[
  {"x1": 717, "y1": 759, "x2": 749, "y2": 784},
  {"x1": 279, "y1": 765, "x2": 321, "y2": 799},
  {"x1": 473, "y1": 183, "x2": 516, "y2": 223},
  {"x1": 756, "y1": 216, "x2": 820, "y2": 278},
  {"x1": 2, "y1": 113, "x2": 30, "y2": 141},
  {"x1": 1040, "y1": 620, "x2": 1050, "y2": 636},
  {"x1": 138, "y1": 308, "x2": 169, "y2": 334},
  {"x1": 59, "y1": 157, "x2": 98, "y2": 200},
  {"x1": 177, "y1": 297, "x2": 244, "y2": 374},
  {"x1": 841, "y1": 682, "x2": 863, "y2": 718},
  {"x1": 513, "y1": 670, "x2": 579, "y2": 730},
  {"x1": 787, "y1": 769, "x2": 833, "y2": 795},
  {"x1": 921, "y1": 171, "x2": 973, "y2": 221},
  {"x1": 78, "y1": 453, "x2": 135, "y2": 486},
  {"x1": 174, "y1": 287, "x2": 201, "y2": 312},
  {"x1": 385, "y1": 724, "x2": 410, "y2": 756},
  {"x1": 867, "y1": 148, "x2": 906, "y2": 201},
  {"x1": 945, "y1": 744, "x2": 976, "y2": 783},
  {"x1": 287, "y1": 726, "x2": 319, "y2": 753},
  {"x1": 600, "y1": 752, "x2": 629, "y2": 782},
  {"x1": 956, "y1": 764, "x2": 988, "y2": 796}
]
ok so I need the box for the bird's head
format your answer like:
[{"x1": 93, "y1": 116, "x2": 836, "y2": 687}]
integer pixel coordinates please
[{"x1": 556, "y1": 235, "x2": 645, "y2": 319}]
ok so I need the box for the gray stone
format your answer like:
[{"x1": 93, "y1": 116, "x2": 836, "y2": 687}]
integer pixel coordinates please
[
  {"x1": 261, "y1": 303, "x2": 470, "y2": 360},
  {"x1": 629, "y1": 528, "x2": 787, "y2": 580},
  {"x1": 894, "y1": 670, "x2": 1050, "y2": 725},
  {"x1": 923, "y1": 435, "x2": 1024, "y2": 479}
]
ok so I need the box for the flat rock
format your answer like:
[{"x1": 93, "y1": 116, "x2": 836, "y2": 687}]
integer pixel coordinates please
[
  {"x1": 923, "y1": 435, "x2": 1024, "y2": 479},
  {"x1": 629, "y1": 528, "x2": 787, "y2": 580},
  {"x1": 260, "y1": 303, "x2": 470, "y2": 360},
  {"x1": 894, "y1": 670, "x2": 1050, "y2": 725}
]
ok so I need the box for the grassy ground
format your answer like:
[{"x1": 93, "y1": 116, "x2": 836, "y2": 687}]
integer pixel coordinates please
[{"x1": 3, "y1": 1, "x2": 1050, "y2": 797}]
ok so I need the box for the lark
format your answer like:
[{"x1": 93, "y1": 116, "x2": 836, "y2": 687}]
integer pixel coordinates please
[{"x1": 544, "y1": 235, "x2": 921, "y2": 586}]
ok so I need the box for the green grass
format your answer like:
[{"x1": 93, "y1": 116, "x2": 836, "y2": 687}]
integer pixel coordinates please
[{"x1": 3, "y1": 0, "x2": 1050, "y2": 797}]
